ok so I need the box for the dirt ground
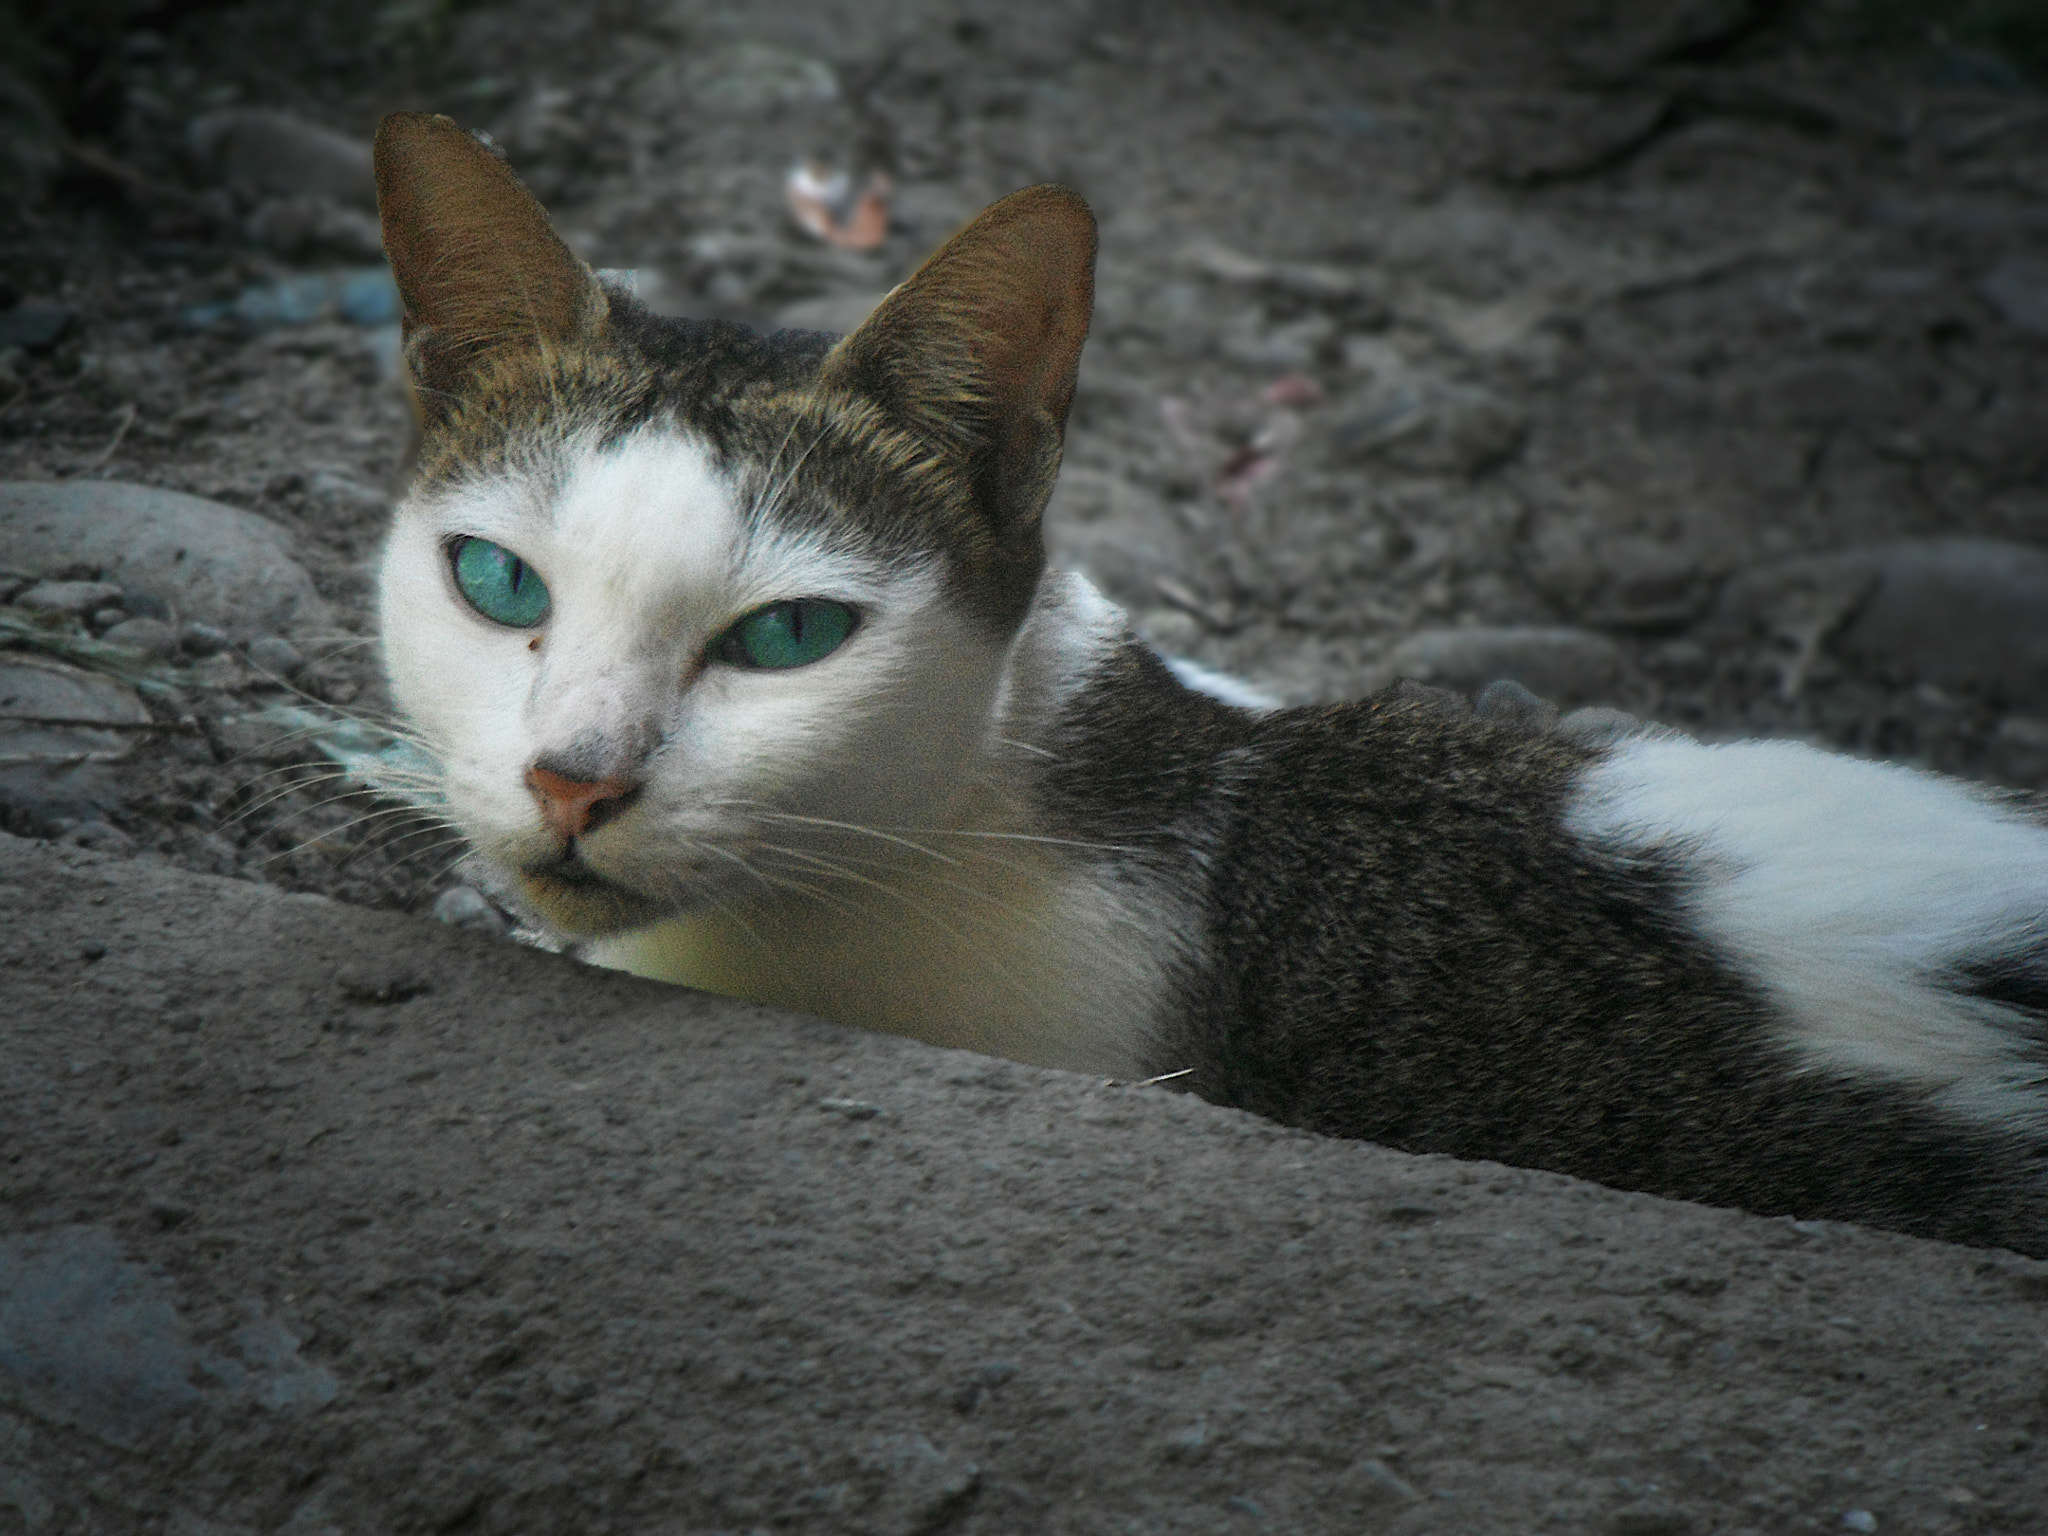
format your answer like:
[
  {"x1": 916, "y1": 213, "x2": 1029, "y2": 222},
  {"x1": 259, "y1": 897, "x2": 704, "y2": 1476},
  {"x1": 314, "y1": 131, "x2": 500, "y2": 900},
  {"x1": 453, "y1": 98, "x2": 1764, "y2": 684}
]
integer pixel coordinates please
[
  {"x1": 4, "y1": 0, "x2": 2048, "y2": 1530},
  {"x1": 6, "y1": 830, "x2": 2048, "y2": 1536}
]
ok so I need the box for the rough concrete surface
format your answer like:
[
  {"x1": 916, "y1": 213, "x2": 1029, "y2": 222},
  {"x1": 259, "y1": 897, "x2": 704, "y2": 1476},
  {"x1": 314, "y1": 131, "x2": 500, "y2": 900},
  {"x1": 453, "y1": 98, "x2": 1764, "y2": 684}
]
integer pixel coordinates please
[{"x1": 2, "y1": 831, "x2": 2046, "y2": 1536}]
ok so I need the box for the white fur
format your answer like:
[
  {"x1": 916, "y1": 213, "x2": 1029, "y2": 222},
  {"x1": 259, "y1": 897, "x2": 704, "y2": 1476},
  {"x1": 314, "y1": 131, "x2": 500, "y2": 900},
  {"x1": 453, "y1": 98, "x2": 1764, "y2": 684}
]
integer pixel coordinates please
[
  {"x1": 1568, "y1": 737, "x2": 2048, "y2": 1132},
  {"x1": 1161, "y1": 655, "x2": 1279, "y2": 712},
  {"x1": 381, "y1": 428, "x2": 1180, "y2": 1074}
]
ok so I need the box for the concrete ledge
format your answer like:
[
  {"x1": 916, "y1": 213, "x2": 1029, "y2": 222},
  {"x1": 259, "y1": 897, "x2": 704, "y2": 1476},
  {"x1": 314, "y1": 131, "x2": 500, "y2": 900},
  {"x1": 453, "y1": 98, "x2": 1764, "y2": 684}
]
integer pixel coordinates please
[{"x1": 1, "y1": 832, "x2": 2044, "y2": 1534}]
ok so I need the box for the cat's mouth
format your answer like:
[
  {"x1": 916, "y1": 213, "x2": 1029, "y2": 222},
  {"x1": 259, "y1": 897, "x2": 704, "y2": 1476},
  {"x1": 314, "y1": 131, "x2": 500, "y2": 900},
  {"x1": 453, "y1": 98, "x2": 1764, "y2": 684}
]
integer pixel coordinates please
[{"x1": 518, "y1": 848, "x2": 667, "y2": 931}]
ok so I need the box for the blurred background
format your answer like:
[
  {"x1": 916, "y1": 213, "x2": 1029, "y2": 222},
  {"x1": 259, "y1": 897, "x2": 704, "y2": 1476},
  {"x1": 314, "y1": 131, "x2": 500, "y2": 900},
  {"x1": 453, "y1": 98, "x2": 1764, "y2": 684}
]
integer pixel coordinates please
[{"x1": 2, "y1": 0, "x2": 2046, "y2": 916}]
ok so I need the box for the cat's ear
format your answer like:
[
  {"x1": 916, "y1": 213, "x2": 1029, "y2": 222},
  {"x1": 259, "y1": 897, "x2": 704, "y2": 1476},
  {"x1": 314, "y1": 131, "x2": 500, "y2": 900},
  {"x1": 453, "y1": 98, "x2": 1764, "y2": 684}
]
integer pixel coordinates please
[
  {"x1": 373, "y1": 111, "x2": 605, "y2": 402},
  {"x1": 822, "y1": 185, "x2": 1096, "y2": 613}
]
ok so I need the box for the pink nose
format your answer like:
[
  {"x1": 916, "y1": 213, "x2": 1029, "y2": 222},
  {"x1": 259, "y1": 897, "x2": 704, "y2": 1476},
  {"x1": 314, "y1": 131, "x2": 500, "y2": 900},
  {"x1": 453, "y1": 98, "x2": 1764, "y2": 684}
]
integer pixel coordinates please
[{"x1": 526, "y1": 765, "x2": 637, "y2": 844}]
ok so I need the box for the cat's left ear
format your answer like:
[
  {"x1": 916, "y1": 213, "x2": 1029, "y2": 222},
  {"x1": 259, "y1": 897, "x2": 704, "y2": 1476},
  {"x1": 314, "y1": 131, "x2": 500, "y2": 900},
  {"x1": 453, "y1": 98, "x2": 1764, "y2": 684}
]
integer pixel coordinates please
[
  {"x1": 822, "y1": 185, "x2": 1096, "y2": 619},
  {"x1": 373, "y1": 111, "x2": 606, "y2": 407}
]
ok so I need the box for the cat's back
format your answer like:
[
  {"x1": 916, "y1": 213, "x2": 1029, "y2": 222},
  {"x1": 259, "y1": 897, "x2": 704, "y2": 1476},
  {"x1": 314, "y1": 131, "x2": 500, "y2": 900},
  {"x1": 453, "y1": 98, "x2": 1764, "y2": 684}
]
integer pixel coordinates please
[{"x1": 1168, "y1": 685, "x2": 2048, "y2": 1253}]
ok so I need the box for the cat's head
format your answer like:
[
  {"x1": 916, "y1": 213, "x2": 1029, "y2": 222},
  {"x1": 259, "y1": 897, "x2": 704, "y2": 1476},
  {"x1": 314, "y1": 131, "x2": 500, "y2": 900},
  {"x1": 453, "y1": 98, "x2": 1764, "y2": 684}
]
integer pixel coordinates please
[{"x1": 371, "y1": 112, "x2": 1096, "y2": 934}]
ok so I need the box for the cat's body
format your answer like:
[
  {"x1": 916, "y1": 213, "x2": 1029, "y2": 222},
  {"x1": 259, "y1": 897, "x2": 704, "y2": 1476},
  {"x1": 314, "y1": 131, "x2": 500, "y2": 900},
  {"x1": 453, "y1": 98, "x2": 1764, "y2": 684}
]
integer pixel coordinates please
[{"x1": 373, "y1": 113, "x2": 2048, "y2": 1255}]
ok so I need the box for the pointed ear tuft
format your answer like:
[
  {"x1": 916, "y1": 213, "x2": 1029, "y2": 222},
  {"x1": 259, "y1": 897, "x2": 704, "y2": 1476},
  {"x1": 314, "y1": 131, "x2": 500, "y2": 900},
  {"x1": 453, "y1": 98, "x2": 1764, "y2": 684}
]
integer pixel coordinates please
[
  {"x1": 374, "y1": 112, "x2": 604, "y2": 396},
  {"x1": 821, "y1": 184, "x2": 1097, "y2": 607}
]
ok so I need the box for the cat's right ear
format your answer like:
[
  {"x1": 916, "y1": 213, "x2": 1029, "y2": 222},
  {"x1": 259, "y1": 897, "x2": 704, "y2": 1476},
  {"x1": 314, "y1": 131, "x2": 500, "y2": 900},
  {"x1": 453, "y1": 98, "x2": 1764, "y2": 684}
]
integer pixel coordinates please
[{"x1": 373, "y1": 111, "x2": 605, "y2": 408}]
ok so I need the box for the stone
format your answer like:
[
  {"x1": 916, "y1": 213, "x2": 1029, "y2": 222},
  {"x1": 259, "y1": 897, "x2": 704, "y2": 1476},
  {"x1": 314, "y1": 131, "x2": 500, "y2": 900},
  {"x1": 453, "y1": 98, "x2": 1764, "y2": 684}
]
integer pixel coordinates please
[
  {"x1": 97, "y1": 618, "x2": 178, "y2": 659},
  {"x1": 1338, "y1": 1457, "x2": 1422, "y2": 1509},
  {"x1": 1610, "y1": 1500, "x2": 1693, "y2": 1536},
  {"x1": 181, "y1": 623, "x2": 228, "y2": 657},
  {"x1": 0, "y1": 762, "x2": 126, "y2": 837},
  {"x1": 1372, "y1": 626, "x2": 1637, "y2": 706},
  {"x1": 431, "y1": 886, "x2": 507, "y2": 935},
  {"x1": 0, "y1": 302, "x2": 77, "y2": 354},
  {"x1": 1979, "y1": 257, "x2": 2048, "y2": 338},
  {"x1": 12, "y1": 580, "x2": 125, "y2": 617},
  {"x1": 245, "y1": 636, "x2": 305, "y2": 679},
  {"x1": 1336, "y1": 378, "x2": 1528, "y2": 478},
  {"x1": 0, "y1": 482, "x2": 331, "y2": 637},
  {"x1": 304, "y1": 471, "x2": 389, "y2": 519},
  {"x1": 1987, "y1": 716, "x2": 2048, "y2": 786},
  {"x1": 185, "y1": 109, "x2": 374, "y2": 210},
  {"x1": 1555, "y1": 705, "x2": 1655, "y2": 748},
  {"x1": 1717, "y1": 539, "x2": 2048, "y2": 711},
  {"x1": 1473, "y1": 678, "x2": 1560, "y2": 735},
  {"x1": 1840, "y1": 1512, "x2": 1878, "y2": 1534},
  {"x1": 0, "y1": 658, "x2": 152, "y2": 766},
  {"x1": 773, "y1": 290, "x2": 888, "y2": 336}
]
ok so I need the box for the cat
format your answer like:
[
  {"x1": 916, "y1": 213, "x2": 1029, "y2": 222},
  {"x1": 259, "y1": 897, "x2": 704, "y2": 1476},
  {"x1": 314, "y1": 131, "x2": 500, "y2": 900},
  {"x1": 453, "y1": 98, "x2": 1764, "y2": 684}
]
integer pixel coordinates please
[{"x1": 371, "y1": 111, "x2": 2048, "y2": 1256}]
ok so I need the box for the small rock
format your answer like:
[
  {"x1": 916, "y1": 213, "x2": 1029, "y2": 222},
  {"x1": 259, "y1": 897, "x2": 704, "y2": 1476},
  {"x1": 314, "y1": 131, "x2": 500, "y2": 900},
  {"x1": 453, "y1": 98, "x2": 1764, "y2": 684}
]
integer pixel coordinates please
[
  {"x1": 67, "y1": 821, "x2": 136, "y2": 856},
  {"x1": 1555, "y1": 705, "x2": 1655, "y2": 748},
  {"x1": 182, "y1": 269, "x2": 400, "y2": 332},
  {"x1": 181, "y1": 623, "x2": 228, "y2": 658},
  {"x1": 1610, "y1": 1500, "x2": 1693, "y2": 1536},
  {"x1": 245, "y1": 636, "x2": 305, "y2": 678},
  {"x1": 244, "y1": 196, "x2": 385, "y2": 262},
  {"x1": 186, "y1": 108, "x2": 375, "y2": 209},
  {"x1": 1338, "y1": 1457, "x2": 1422, "y2": 1509},
  {"x1": 431, "y1": 886, "x2": 507, "y2": 935},
  {"x1": 855, "y1": 1434, "x2": 979, "y2": 1536},
  {"x1": 99, "y1": 617, "x2": 180, "y2": 657},
  {"x1": 0, "y1": 482, "x2": 331, "y2": 636},
  {"x1": 1840, "y1": 1511, "x2": 1879, "y2": 1534},
  {"x1": 0, "y1": 302, "x2": 78, "y2": 354},
  {"x1": 12, "y1": 579, "x2": 124, "y2": 617},
  {"x1": 1979, "y1": 257, "x2": 2048, "y2": 337},
  {"x1": 1473, "y1": 678, "x2": 1559, "y2": 735},
  {"x1": 304, "y1": 470, "x2": 389, "y2": 518},
  {"x1": 0, "y1": 658, "x2": 153, "y2": 765},
  {"x1": 0, "y1": 761, "x2": 127, "y2": 837},
  {"x1": 1718, "y1": 539, "x2": 2048, "y2": 710},
  {"x1": 774, "y1": 290, "x2": 889, "y2": 336},
  {"x1": 87, "y1": 606, "x2": 128, "y2": 633},
  {"x1": 1337, "y1": 378, "x2": 1528, "y2": 478},
  {"x1": 1373, "y1": 626, "x2": 1637, "y2": 706},
  {"x1": 1988, "y1": 715, "x2": 2048, "y2": 786}
]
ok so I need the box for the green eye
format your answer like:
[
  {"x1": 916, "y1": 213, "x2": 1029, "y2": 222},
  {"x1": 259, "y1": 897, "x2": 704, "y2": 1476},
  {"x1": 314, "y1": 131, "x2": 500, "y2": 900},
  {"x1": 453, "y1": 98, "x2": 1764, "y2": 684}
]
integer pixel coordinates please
[
  {"x1": 713, "y1": 599, "x2": 858, "y2": 670},
  {"x1": 451, "y1": 537, "x2": 551, "y2": 628}
]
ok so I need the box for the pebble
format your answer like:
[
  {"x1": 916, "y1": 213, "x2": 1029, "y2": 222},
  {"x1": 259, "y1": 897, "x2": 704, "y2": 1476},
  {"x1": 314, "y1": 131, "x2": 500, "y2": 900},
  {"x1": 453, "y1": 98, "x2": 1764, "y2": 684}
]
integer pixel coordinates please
[
  {"x1": 774, "y1": 290, "x2": 889, "y2": 336},
  {"x1": 12, "y1": 580, "x2": 125, "y2": 617},
  {"x1": 1608, "y1": 1501, "x2": 1693, "y2": 1536},
  {"x1": 1988, "y1": 715, "x2": 2048, "y2": 786},
  {"x1": 0, "y1": 302, "x2": 78, "y2": 354},
  {"x1": 431, "y1": 886, "x2": 507, "y2": 935},
  {"x1": 1473, "y1": 678, "x2": 1559, "y2": 735},
  {"x1": 1978, "y1": 257, "x2": 2048, "y2": 337},
  {"x1": 0, "y1": 658, "x2": 153, "y2": 766},
  {"x1": 1372, "y1": 626, "x2": 1636, "y2": 706},
  {"x1": 180, "y1": 623, "x2": 228, "y2": 658},
  {"x1": 0, "y1": 481, "x2": 332, "y2": 637},
  {"x1": 1338, "y1": 1457, "x2": 1422, "y2": 1508},
  {"x1": 185, "y1": 108, "x2": 374, "y2": 210},
  {"x1": 1718, "y1": 539, "x2": 2048, "y2": 711},
  {"x1": 1840, "y1": 1511, "x2": 1879, "y2": 1534},
  {"x1": 304, "y1": 470, "x2": 390, "y2": 518},
  {"x1": 98, "y1": 618, "x2": 180, "y2": 658},
  {"x1": 1336, "y1": 378, "x2": 1529, "y2": 478},
  {"x1": 181, "y1": 268, "x2": 400, "y2": 331},
  {"x1": 245, "y1": 636, "x2": 305, "y2": 679}
]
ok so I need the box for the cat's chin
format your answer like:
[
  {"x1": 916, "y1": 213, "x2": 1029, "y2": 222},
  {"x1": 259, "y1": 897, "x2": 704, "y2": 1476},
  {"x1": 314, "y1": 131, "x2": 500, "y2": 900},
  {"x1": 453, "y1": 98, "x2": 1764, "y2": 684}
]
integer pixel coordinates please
[{"x1": 514, "y1": 853, "x2": 673, "y2": 935}]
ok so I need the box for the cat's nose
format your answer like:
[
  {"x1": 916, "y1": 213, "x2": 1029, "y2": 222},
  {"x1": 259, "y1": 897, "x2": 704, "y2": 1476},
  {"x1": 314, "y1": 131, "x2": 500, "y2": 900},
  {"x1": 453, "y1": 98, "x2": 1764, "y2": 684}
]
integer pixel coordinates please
[{"x1": 526, "y1": 763, "x2": 641, "y2": 844}]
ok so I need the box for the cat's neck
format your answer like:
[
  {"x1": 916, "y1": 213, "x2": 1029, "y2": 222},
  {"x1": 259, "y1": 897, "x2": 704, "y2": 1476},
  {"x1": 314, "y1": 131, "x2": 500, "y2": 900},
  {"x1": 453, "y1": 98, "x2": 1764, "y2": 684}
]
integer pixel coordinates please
[{"x1": 586, "y1": 574, "x2": 1222, "y2": 1075}]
